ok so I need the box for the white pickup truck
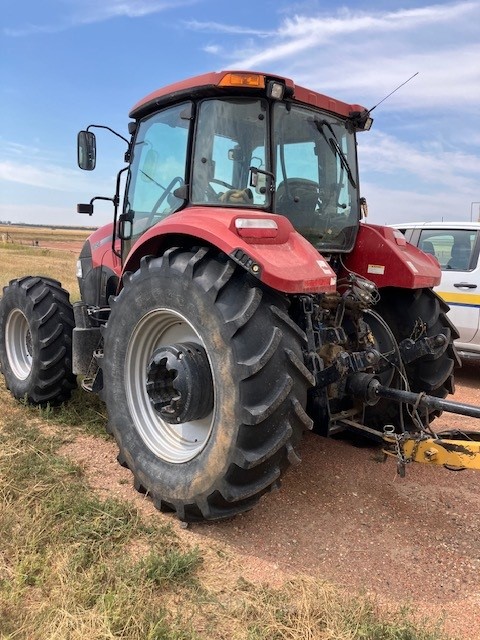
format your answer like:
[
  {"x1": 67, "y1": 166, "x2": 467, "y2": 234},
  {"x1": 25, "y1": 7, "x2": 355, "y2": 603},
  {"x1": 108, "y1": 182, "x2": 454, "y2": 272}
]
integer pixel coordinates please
[{"x1": 391, "y1": 221, "x2": 480, "y2": 362}]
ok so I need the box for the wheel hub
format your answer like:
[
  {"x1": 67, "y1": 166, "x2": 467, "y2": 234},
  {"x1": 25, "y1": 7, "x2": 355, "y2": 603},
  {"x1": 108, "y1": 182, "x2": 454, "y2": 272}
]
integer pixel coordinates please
[
  {"x1": 146, "y1": 342, "x2": 214, "y2": 423},
  {"x1": 5, "y1": 308, "x2": 34, "y2": 380}
]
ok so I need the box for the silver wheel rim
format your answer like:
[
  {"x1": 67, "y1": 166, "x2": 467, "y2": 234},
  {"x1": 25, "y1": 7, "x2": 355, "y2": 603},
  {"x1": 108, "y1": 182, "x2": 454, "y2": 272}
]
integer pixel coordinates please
[
  {"x1": 5, "y1": 309, "x2": 33, "y2": 380},
  {"x1": 125, "y1": 308, "x2": 215, "y2": 463}
]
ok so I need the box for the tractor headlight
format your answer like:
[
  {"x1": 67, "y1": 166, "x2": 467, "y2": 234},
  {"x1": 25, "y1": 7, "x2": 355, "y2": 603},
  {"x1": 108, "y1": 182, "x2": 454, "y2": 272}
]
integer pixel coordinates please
[{"x1": 76, "y1": 259, "x2": 83, "y2": 279}]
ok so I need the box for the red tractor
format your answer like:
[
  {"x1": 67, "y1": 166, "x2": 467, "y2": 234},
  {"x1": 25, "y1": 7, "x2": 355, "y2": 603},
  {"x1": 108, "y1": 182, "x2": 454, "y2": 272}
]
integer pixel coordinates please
[{"x1": 1, "y1": 71, "x2": 479, "y2": 521}]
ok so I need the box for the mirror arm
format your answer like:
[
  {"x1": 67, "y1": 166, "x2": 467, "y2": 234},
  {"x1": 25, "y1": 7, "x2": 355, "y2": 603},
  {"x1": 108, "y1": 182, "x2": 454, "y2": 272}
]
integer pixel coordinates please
[
  {"x1": 77, "y1": 195, "x2": 114, "y2": 215},
  {"x1": 86, "y1": 124, "x2": 129, "y2": 145}
]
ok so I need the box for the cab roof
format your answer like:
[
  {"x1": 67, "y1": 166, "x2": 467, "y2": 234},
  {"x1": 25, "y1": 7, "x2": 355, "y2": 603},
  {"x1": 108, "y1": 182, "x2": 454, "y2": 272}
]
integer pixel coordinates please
[{"x1": 129, "y1": 70, "x2": 366, "y2": 120}]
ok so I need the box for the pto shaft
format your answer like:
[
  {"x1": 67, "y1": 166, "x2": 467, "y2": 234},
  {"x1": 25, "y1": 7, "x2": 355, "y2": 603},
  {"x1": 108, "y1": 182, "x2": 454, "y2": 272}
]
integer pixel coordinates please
[{"x1": 348, "y1": 372, "x2": 480, "y2": 419}]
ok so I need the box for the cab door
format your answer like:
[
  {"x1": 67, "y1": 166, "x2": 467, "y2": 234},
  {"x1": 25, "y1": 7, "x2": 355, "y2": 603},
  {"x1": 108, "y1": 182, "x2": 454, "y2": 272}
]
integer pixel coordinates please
[{"x1": 122, "y1": 102, "x2": 192, "y2": 261}]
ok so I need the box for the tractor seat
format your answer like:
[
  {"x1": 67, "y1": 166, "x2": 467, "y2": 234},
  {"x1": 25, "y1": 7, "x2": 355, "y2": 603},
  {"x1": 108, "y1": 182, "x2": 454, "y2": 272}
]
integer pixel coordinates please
[
  {"x1": 420, "y1": 240, "x2": 436, "y2": 257},
  {"x1": 447, "y1": 242, "x2": 471, "y2": 270},
  {"x1": 275, "y1": 179, "x2": 319, "y2": 229}
]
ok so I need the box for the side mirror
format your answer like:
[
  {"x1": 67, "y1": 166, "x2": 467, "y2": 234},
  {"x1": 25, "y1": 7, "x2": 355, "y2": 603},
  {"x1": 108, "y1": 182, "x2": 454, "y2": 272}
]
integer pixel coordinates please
[
  {"x1": 249, "y1": 166, "x2": 271, "y2": 195},
  {"x1": 77, "y1": 130, "x2": 96, "y2": 170},
  {"x1": 77, "y1": 203, "x2": 94, "y2": 215}
]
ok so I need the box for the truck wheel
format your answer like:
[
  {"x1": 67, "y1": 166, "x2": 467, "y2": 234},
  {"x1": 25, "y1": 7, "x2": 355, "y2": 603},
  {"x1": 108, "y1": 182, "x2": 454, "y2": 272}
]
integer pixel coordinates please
[
  {"x1": 101, "y1": 248, "x2": 313, "y2": 521},
  {"x1": 0, "y1": 277, "x2": 77, "y2": 405},
  {"x1": 366, "y1": 287, "x2": 458, "y2": 430}
]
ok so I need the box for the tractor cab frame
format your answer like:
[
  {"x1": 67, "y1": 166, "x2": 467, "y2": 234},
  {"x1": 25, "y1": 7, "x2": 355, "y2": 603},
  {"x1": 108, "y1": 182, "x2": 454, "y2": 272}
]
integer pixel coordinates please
[{"x1": 78, "y1": 71, "x2": 370, "y2": 267}]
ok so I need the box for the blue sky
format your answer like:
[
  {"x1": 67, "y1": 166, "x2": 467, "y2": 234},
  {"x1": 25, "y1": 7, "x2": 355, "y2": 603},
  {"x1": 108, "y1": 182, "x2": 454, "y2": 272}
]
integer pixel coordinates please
[{"x1": 1, "y1": 0, "x2": 479, "y2": 228}]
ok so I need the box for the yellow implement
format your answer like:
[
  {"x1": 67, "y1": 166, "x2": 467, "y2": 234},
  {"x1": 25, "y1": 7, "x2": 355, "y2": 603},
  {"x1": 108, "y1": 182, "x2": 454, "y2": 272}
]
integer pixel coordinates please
[{"x1": 383, "y1": 430, "x2": 480, "y2": 471}]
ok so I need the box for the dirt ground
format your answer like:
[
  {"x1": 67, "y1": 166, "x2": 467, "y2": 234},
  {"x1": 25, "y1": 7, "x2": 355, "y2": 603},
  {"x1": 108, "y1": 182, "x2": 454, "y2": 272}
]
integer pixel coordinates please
[
  {"x1": 62, "y1": 361, "x2": 480, "y2": 639},
  {"x1": 33, "y1": 240, "x2": 86, "y2": 253}
]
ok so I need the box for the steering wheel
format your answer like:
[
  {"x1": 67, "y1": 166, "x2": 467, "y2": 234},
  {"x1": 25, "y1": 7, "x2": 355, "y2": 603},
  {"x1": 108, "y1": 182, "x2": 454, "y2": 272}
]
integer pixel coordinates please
[
  {"x1": 205, "y1": 178, "x2": 235, "y2": 202},
  {"x1": 210, "y1": 178, "x2": 234, "y2": 190},
  {"x1": 146, "y1": 176, "x2": 184, "y2": 227}
]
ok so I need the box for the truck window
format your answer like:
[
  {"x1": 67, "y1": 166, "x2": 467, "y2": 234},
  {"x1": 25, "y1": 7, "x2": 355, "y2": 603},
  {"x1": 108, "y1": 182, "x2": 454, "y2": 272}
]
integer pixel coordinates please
[{"x1": 418, "y1": 229, "x2": 476, "y2": 270}]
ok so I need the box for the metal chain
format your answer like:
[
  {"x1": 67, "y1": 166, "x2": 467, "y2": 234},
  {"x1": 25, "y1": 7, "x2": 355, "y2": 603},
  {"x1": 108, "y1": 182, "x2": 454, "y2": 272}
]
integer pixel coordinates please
[{"x1": 384, "y1": 425, "x2": 423, "y2": 477}]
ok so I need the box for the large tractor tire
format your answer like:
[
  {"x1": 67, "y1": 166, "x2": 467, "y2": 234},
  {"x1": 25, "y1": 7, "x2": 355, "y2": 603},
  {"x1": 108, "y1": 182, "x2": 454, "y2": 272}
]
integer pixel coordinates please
[
  {"x1": 101, "y1": 247, "x2": 314, "y2": 521},
  {"x1": 0, "y1": 277, "x2": 77, "y2": 405},
  {"x1": 365, "y1": 287, "x2": 459, "y2": 431}
]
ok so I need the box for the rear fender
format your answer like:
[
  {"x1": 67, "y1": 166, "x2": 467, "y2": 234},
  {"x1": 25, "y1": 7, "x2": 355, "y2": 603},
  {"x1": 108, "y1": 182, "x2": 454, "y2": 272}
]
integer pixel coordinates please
[
  {"x1": 342, "y1": 224, "x2": 441, "y2": 289},
  {"x1": 121, "y1": 207, "x2": 337, "y2": 294}
]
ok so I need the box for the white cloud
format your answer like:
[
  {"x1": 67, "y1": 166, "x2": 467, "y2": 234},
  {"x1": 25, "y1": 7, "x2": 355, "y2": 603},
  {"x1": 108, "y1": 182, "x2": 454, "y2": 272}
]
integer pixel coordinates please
[
  {"x1": 203, "y1": 44, "x2": 222, "y2": 55},
  {"x1": 4, "y1": 0, "x2": 199, "y2": 36},
  {"x1": 75, "y1": 0, "x2": 198, "y2": 22},
  {"x1": 227, "y1": 2, "x2": 477, "y2": 68},
  {"x1": 194, "y1": 2, "x2": 480, "y2": 111},
  {"x1": 357, "y1": 129, "x2": 480, "y2": 226},
  {"x1": 359, "y1": 131, "x2": 480, "y2": 192},
  {"x1": 0, "y1": 161, "x2": 83, "y2": 191},
  {"x1": 184, "y1": 20, "x2": 270, "y2": 37},
  {"x1": 362, "y1": 183, "x2": 475, "y2": 226},
  {"x1": 1, "y1": 140, "x2": 41, "y2": 158},
  {"x1": 4, "y1": 23, "x2": 61, "y2": 37}
]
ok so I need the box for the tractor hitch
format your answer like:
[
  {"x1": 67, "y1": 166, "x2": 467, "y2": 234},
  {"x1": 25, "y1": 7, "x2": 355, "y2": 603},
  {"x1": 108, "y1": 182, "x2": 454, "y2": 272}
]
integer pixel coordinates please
[
  {"x1": 345, "y1": 372, "x2": 480, "y2": 473},
  {"x1": 398, "y1": 332, "x2": 448, "y2": 364}
]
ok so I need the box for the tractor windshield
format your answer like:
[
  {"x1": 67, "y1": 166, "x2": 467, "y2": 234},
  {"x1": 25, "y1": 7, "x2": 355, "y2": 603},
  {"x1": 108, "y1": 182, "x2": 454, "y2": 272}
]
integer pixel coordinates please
[{"x1": 272, "y1": 102, "x2": 359, "y2": 252}]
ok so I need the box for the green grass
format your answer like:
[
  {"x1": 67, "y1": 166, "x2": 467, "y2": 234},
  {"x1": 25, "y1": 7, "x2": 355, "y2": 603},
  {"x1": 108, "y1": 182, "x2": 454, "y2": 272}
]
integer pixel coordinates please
[
  {"x1": 25, "y1": 387, "x2": 109, "y2": 438},
  {"x1": 142, "y1": 547, "x2": 202, "y2": 586},
  {"x1": 0, "y1": 379, "x2": 453, "y2": 640}
]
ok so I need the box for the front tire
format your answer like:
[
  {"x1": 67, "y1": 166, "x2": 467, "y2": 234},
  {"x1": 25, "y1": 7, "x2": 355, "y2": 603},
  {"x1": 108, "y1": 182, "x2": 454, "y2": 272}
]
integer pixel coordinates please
[
  {"x1": 101, "y1": 248, "x2": 314, "y2": 521},
  {"x1": 0, "y1": 277, "x2": 77, "y2": 405}
]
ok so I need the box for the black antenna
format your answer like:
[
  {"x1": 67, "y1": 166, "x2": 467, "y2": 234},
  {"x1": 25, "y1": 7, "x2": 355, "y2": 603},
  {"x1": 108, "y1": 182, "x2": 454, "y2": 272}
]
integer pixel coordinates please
[
  {"x1": 369, "y1": 72, "x2": 419, "y2": 113},
  {"x1": 348, "y1": 72, "x2": 419, "y2": 131}
]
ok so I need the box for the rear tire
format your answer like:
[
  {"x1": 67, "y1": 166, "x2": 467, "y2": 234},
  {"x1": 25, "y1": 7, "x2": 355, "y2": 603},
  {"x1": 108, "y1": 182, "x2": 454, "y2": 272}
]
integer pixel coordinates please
[
  {"x1": 101, "y1": 248, "x2": 314, "y2": 521},
  {"x1": 366, "y1": 287, "x2": 459, "y2": 430},
  {"x1": 0, "y1": 277, "x2": 77, "y2": 405}
]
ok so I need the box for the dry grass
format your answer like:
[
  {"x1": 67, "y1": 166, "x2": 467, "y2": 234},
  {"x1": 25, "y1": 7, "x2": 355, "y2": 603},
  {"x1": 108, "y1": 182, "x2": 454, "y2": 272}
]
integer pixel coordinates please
[
  {"x1": 0, "y1": 223, "x2": 93, "y2": 245},
  {"x1": 0, "y1": 226, "x2": 84, "y2": 300}
]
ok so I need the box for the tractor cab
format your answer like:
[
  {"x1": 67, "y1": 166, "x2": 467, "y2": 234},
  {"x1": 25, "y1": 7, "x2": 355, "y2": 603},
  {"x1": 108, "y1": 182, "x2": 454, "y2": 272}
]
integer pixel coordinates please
[{"x1": 78, "y1": 71, "x2": 371, "y2": 261}]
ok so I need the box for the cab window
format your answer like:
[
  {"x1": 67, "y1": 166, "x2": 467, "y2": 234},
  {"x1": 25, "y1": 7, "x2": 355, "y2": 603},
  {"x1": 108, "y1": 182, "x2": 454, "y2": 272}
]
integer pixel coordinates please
[
  {"x1": 272, "y1": 102, "x2": 359, "y2": 252},
  {"x1": 191, "y1": 99, "x2": 269, "y2": 207},
  {"x1": 125, "y1": 102, "x2": 191, "y2": 245}
]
